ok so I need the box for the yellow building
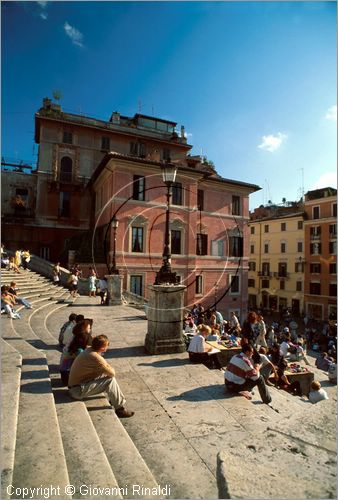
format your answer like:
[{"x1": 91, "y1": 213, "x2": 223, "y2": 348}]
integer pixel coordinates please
[{"x1": 248, "y1": 208, "x2": 305, "y2": 315}]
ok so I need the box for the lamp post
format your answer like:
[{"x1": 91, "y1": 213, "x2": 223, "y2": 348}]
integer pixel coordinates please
[
  {"x1": 154, "y1": 160, "x2": 179, "y2": 285},
  {"x1": 110, "y1": 215, "x2": 119, "y2": 274}
]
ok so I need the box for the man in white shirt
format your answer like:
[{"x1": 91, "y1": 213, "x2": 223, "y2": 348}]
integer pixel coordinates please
[{"x1": 188, "y1": 324, "x2": 222, "y2": 370}]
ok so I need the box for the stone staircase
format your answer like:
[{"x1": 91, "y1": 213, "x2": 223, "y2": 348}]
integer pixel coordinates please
[{"x1": 1, "y1": 269, "x2": 336, "y2": 500}]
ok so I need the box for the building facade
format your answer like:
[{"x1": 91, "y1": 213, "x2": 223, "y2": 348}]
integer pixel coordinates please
[
  {"x1": 248, "y1": 205, "x2": 305, "y2": 315},
  {"x1": 1, "y1": 97, "x2": 260, "y2": 317},
  {"x1": 303, "y1": 187, "x2": 337, "y2": 321}
]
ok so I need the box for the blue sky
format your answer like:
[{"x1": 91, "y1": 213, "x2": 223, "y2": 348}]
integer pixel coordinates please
[{"x1": 2, "y1": 1, "x2": 337, "y2": 209}]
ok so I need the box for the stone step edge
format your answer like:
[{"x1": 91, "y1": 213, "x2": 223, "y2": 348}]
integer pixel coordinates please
[
  {"x1": 85, "y1": 398, "x2": 160, "y2": 499},
  {"x1": 1, "y1": 351, "x2": 22, "y2": 499}
]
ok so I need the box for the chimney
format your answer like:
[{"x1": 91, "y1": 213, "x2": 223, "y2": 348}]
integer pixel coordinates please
[
  {"x1": 111, "y1": 112, "x2": 120, "y2": 124},
  {"x1": 180, "y1": 125, "x2": 185, "y2": 138}
]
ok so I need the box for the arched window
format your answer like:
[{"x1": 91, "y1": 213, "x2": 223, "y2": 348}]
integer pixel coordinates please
[{"x1": 60, "y1": 156, "x2": 73, "y2": 183}]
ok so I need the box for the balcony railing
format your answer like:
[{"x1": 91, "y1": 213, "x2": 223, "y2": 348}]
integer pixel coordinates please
[
  {"x1": 310, "y1": 234, "x2": 321, "y2": 241},
  {"x1": 258, "y1": 271, "x2": 272, "y2": 277},
  {"x1": 274, "y1": 271, "x2": 289, "y2": 279}
]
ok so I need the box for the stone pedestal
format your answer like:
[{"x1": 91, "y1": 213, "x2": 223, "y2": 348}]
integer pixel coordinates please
[
  {"x1": 105, "y1": 274, "x2": 123, "y2": 305},
  {"x1": 145, "y1": 284, "x2": 186, "y2": 354}
]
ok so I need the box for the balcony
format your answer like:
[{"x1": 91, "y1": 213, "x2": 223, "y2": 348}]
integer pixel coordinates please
[
  {"x1": 258, "y1": 271, "x2": 272, "y2": 277},
  {"x1": 274, "y1": 272, "x2": 290, "y2": 279},
  {"x1": 2, "y1": 207, "x2": 35, "y2": 222},
  {"x1": 47, "y1": 174, "x2": 87, "y2": 192},
  {"x1": 310, "y1": 234, "x2": 321, "y2": 241}
]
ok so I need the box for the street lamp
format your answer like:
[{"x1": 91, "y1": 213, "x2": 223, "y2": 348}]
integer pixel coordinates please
[
  {"x1": 154, "y1": 159, "x2": 179, "y2": 285},
  {"x1": 110, "y1": 215, "x2": 119, "y2": 274}
]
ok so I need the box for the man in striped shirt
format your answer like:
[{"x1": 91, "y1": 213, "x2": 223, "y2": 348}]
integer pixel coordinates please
[{"x1": 224, "y1": 343, "x2": 272, "y2": 404}]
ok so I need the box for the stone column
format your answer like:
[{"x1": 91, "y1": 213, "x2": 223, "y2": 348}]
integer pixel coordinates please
[
  {"x1": 105, "y1": 274, "x2": 123, "y2": 305},
  {"x1": 145, "y1": 284, "x2": 186, "y2": 354}
]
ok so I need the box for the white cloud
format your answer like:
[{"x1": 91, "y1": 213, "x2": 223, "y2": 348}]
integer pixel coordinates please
[
  {"x1": 311, "y1": 172, "x2": 337, "y2": 190},
  {"x1": 258, "y1": 132, "x2": 287, "y2": 152},
  {"x1": 325, "y1": 105, "x2": 337, "y2": 122},
  {"x1": 37, "y1": 1, "x2": 48, "y2": 7},
  {"x1": 40, "y1": 12, "x2": 48, "y2": 20},
  {"x1": 64, "y1": 22, "x2": 84, "y2": 47}
]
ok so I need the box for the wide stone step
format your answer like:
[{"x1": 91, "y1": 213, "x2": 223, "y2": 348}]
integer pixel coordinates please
[
  {"x1": 52, "y1": 387, "x2": 122, "y2": 500},
  {"x1": 1, "y1": 340, "x2": 22, "y2": 499},
  {"x1": 85, "y1": 397, "x2": 160, "y2": 499},
  {"x1": 11, "y1": 356, "x2": 71, "y2": 499}
]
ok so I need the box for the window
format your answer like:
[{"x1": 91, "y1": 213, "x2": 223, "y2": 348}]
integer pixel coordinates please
[
  {"x1": 14, "y1": 188, "x2": 29, "y2": 212},
  {"x1": 278, "y1": 263, "x2": 287, "y2": 277},
  {"x1": 133, "y1": 175, "x2": 145, "y2": 201},
  {"x1": 310, "y1": 282, "x2": 321, "y2": 295},
  {"x1": 295, "y1": 262, "x2": 303, "y2": 272},
  {"x1": 250, "y1": 226, "x2": 255, "y2": 235},
  {"x1": 310, "y1": 263, "x2": 321, "y2": 273},
  {"x1": 264, "y1": 225, "x2": 269, "y2": 233},
  {"x1": 333, "y1": 203, "x2": 337, "y2": 217},
  {"x1": 40, "y1": 247, "x2": 50, "y2": 260},
  {"x1": 162, "y1": 148, "x2": 171, "y2": 161},
  {"x1": 172, "y1": 182, "x2": 183, "y2": 205},
  {"x1": 248, "y1": 279, "x2": 255, "y2": 288},
  {"x1": 230, "y1": 275, "x2": 240, "y2": 294},
  {"x1": 63, "y1": 131, "x2": 73, "y2": 144},
  {"x1": 232, "y1": 196, "x2": 241, "y2": 216},
  {"x1": 298, "y1": 221, "x2": 303, "y2": 230},
  {"x1": 329, "y1": 241, "x2": 337, "y2": 254},
  {"x1": 197, "y1": 190, "x2": 204, "y2": 211},
  {"x1": 130, "y1": 142, "x2": 146, "y2": 157},
  {"x1": 171, "y1": 230, "x2": 181, "y2": 254},
  {"x1": 250, "y1": 245, "x2": 255, "y2": 254},
  {"x1": 132, "y1": 227, "x2": 144, "y2": 252},
  {"x1": 262, "y1": 279, "x2": 270, "y2": 289},
  {"x1": 280, "y1": 280, "x2": 285, "y2": 290},
  {"x1": 281, "y1": 222, "x2": 286, "y2": 231},
  {"x1": 329, "y1": 283, "x2": 337, "y2": 297},
  {"x1": 329, "y1": 224, "x2": 337, "y2": 238},
  {"x1": 60, "y1": 156, "x2": 73, "y2": 183},
  {"x1": 329, "y1": 263, "x2": 336, "y2": 274},
  {"x1": 59, "y1": 191, "x2": 70, "y2": 217},
  {"x1": 130, "y1": 275, "x2": 143, "y2": 296},
  {"x1": 195, "y1": 275, "x2": 203, "y2": 295},
  {"x1": 249, "y1": 261, "x2": 256, "y2": 272},
  {"x1": 264, "y1": 243, "x2": 269, "y2": 253},
  {"x1": 211, "y1": 240, "x2": 224, "y2": 257},
  {"x1": 297, "y1": 242, "x2": 303, "y2": 252},
  {"x1": 296, "y1": 281, "x2": 302, "y2": 292},
  {"x1": 196, "y1": 234, "x2": 208, "y2": 255},
  {"x1": 313, "y1": 206, "x2": 320, "y2": 219},
  {"x1": 262, "y1": 262, "x2": 270, "y2": 276},
  {"x1": 281, "y1": 242, "x2": 286, "y2": 253},
  {"x1": 310, "y1": 226, "x2": 321, "y2": 239},
  {"x1": 310, "y1": 243, "x2": 321, "y2": 255},
  {"x1": 229, "y1": 236, "x2": 243, "y2": 257},
  {"x1": 101, "y1": 136, "x2": 110, "y2": 150}
]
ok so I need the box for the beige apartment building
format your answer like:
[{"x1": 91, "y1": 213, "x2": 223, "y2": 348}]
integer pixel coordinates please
[
  {"x1": 248, "y1": 205, "x2": 305, "y2": 315},
  {"x1": 303, "y1": 187, "x2": 337, "y2": 321}
]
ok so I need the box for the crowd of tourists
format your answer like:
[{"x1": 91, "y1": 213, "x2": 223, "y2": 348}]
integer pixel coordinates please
[{"x1": 185, "y1": 307, "x2": 336, "y2": 405}]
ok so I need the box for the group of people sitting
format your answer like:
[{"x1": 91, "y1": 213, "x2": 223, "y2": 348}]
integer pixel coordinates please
[
  {"x1": 1, "y1": 281, "x2": 33, "y2": 319},
  {"x1": 186, "y1": 308, "x2": 332, "y2": 405},
  {"x1": 58, "y1": 313, "x2": 134, "y2": 418}
]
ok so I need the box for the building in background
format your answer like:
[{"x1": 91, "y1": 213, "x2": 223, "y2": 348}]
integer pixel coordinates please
[
  {"x1": 248, "y1": 202, "x2": 305, "y2": 315},
  {"x1": 1, "y1": 97, "x2": 260, "y2": 317},
  {"x1": 303, "y1": 187, "x2": 337, "y2": 321}
]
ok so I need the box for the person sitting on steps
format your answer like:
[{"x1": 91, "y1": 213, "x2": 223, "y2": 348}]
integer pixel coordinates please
[
  {"x1": 188, "y1": 324, "x2": 223, "y2": 370},
  {"x1": 68, "y1": 334, "x2": 134, "y2": 418},
  {"x1": 224, "y1": 343, "x2": 272, "y2": 404}
]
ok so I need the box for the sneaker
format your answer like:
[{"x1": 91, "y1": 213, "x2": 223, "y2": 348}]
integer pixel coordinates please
[
  {"x1": 238, "y1": 391, "x2": 252, "y2": 400},
  {"x1": 115, "y1": 407, "x2": 135, "y2": 418}
]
